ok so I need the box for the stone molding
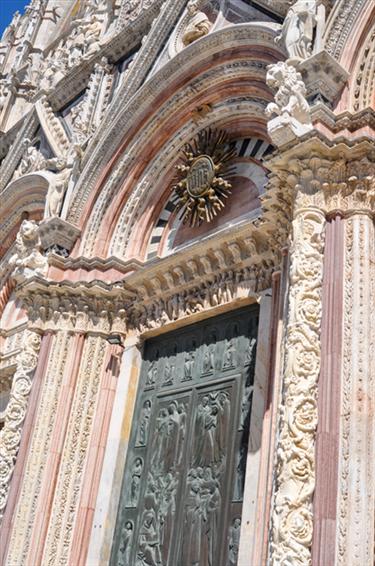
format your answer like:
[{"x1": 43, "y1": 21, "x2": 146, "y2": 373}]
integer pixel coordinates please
[
  {"x1": 0, "y1": 330, "x2": 41, "y2": 523},
  {"x1": 336, "y1": 214, "x2": 375, "y2": 565},
  {"x1": 324, "y1": 0, "x2": 369, "y2": 61},
  {"x1": 5, "y1": 331, "x2": 71, "y2": 564}
]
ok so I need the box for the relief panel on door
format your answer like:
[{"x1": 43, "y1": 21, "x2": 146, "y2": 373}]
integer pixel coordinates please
[{"x1": 111, "y1": 305, "x2": 259, "y2": 566}]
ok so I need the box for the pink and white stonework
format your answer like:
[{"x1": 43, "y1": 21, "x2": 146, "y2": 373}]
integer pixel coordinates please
[{"x1": 0, "y1": 1, "x2": 374, "y2": 565}]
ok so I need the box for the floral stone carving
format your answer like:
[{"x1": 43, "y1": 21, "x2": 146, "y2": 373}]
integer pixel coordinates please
[
  {"x1": 0, "y1": 331, "x2": 41, "y2": 522},
  {"x1": 270, "y1": 209, "x2": 325, "y2": 565}
]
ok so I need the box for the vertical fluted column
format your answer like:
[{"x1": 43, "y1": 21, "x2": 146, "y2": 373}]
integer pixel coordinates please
[{"x1": 336, "y1": 213, "x2": 375, "y2": 565}]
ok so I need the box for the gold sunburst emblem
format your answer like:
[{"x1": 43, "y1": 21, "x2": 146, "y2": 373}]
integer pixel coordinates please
[{"x1": 172, "y1": 129, "x2": 237, "y2": 227}]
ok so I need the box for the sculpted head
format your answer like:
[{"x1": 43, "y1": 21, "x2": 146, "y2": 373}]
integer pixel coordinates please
[{"x1": 19, "y1": 219, "x2": 39, "y2": 244}]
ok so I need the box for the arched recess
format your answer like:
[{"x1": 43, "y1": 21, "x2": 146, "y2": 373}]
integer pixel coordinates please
[
  {"x1": 0, "y1": 173, "x2": 49, "y2": 258},
  {"x1": 325, "y1": 0, "x2": 375, "y2": 112},
  {"x1": 69, "y1": 23, "x2": 284, "y2": 259},
  {"x1": 135, "y1": 135, "x2": 273, "y2": 261}
]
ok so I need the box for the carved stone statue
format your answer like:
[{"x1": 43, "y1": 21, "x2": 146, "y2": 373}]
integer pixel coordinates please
[
  {"x1": 182, "y1": 0, "x2": 211, "y2": 46},
  {"x1": 9, "y1": 220, "x2": 48, "y2": 282},
  {"x1": 276, "y1": 0, "x2": 317, "y2": 62},
  {"x1": 83, "y1": 15, "x2": 102, "y2": 57},
  {"x1": 265, "y1": 61, "x2": 312, "y2": 145},
  {"x1": 14, "y1": 139, "x2": 46, "y2": 179}
]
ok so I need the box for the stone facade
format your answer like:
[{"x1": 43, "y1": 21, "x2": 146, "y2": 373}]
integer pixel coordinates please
[{"x1": 0, "y1": 1, "x2": 374, "y2": 565}]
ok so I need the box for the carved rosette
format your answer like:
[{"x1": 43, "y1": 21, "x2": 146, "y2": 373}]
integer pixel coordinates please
[
  {"x1": 0, "y1": 330, "x2": 41, "y2": 522},
  {"x1": 270, "y1": 207, "x2": 325, "y2": 564}
]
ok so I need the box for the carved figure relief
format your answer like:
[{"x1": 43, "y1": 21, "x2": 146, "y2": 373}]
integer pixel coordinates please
[
  {"x1": 112, "y1": 307, "x2": 259, "y2": 566},
  {"x1": 127, "y1": 457, "x2": 143, "y2": 507},
  {"x1": 223, "y1": 338, "x2": 236, "y2": 370},
  {"x1": 276, "y1": 0, "x2": 317, "y2": 62},
  {"x1": 13, "y1": 139, "x2": 46, "y2": 179},
  {"x1": 146, "y1": 359, "x2": 158, "y2": 387},
  {"x1": 118, "y1": 521, "x2": 133, "y2": 566},
  {"x1": 136, "y1": 400, "x2": 152, "y2": 446},
  {"x1": 228, "y1": 518, "x2": 241, "y2": 566},
  {"x1": 183, "y1": 351, "x2": 195, "y2": 381},
  {"x1": 182, "y1": 1, "x2": 212, "y2": 47}
]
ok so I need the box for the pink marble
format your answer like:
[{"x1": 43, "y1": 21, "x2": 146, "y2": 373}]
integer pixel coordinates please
[{"x1": 312, "y1": 214, "x2": 344, "y2": 565}]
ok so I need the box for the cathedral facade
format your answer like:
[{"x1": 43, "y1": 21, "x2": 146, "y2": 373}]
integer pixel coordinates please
[{"x1": 0, "y1": 1, "x2": 374, "y2": 565}]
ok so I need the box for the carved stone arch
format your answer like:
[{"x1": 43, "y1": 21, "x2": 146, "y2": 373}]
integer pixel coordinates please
[
  {"x1": 323, "y1": 0, "x2": 373, "y2": 62},
  {"x1": 145, "y1": 136, "x2": 273, "y2": 260},
  {"x1": 347, "y1": 9, "x2": 375, "y2": 111},
  {"x1": 71, "y1": 24, "x2": 282, "y2": 258},
  {"x1": 0, "y1": 173, "x2": 50, "y2": 258},
  {"x1": 105, "y1": 105, "x2": 271, "y2": 261},
  {"x1": 74, "y1": 24, "x2": 280, "y2": 256}
]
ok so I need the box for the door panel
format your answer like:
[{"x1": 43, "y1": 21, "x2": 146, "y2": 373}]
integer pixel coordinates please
[{"x1": 111, "y1": 305, "x2": 259, "y2": 566}]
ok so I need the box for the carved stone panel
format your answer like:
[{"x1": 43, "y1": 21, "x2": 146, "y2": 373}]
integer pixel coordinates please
[{"x1": 111, "y1": 306, "x2": 259, "y2": 566}]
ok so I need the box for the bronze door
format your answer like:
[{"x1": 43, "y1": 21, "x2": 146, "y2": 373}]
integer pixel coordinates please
[{"x1": 111, "y1": 305, "x2": 259, "y2": 566}]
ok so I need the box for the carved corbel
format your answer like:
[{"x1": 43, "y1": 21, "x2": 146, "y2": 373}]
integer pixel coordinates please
[
  {"x1": 227, "y1": 242, "x2": 242, "y2": 264},
  {"x1": 173, "y1": 266, "x2": 186, "y2": 286}
]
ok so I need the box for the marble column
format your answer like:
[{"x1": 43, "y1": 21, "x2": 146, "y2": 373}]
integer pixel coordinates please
[
  {"x1": 312, "y1": 214, "x2": 344, "y2": 565},
  {"x1": 335, "y1": 212, "x2": 375, "y2": 565}
]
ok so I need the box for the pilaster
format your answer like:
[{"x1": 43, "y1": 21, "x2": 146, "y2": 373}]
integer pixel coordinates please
[
  {"x1": 87, "y1": 333, "x2": 143, "y2": 566},
  {"x1": 336, "y1": 211, "x2": 375, "y2": 565}
]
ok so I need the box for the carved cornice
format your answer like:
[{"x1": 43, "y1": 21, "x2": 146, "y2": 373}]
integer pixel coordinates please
[
  {"x1": 310, "y1": 105, "x2": 375, "y2": 133},
  {"x1": 15, "y1": 202, "x2": 287, "y2": 335}
]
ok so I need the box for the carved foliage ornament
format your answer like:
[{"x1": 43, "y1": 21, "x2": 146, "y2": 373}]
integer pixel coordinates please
[
  {"x1": 0, "y1": 331, "x2": 41, "y2": 522},
  {"x1": 172, "y1": 129, "x2": 236, "y2": 227}
]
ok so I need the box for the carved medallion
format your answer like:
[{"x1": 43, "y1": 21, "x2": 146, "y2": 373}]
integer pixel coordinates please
[
  {"x1": 172, "y1": 128, "x2": 237, "y2": 227},
  {"x1": 186, "y1": 155, "x2": 215, "y2": 197}
]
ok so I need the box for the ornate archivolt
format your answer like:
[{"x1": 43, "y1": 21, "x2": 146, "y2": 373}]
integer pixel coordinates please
[
  {"x1": 67, "y1": 23, "x2": 281, "y2": 231},
  {"x1": 105, "y1": 98, "x2": 270, "y2": 260}
]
